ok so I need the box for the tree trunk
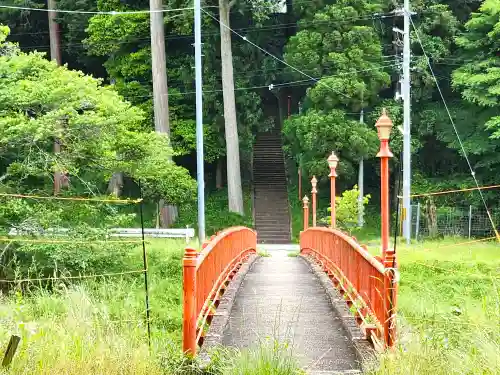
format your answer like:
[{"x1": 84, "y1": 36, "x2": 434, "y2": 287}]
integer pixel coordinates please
[
  {"x1": 150, "y1": 0, "x2": 177, "y2": 226},
  {"x1": 216, "y1": 158, "x2": 223, "y2": 189},
  {"x1": 426, "y1": 197, "x2": 438, "y2": 238},
  {"x1": 219, "y1": 0, "x2": 244, "y2": 214},
  {"x1": 150, "y1": 0, "x2": 170, "y2": 135},
  {"x1": 160, "y1": 200, "x2": 178, "y2": 227},
  {"x1": 48, "y1": 0, "x2": 62, "y2": 65},
  {"x1": 108, "y1": 69, "x2": 124, "y2": 197},
  {"x1": 108, "y1": 172, "x2": 123, "y2": 196}
]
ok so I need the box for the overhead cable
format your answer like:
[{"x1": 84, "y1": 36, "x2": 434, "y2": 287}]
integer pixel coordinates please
[{"x1": 0, "y1": 4, "x2": 193, "y2": 14}]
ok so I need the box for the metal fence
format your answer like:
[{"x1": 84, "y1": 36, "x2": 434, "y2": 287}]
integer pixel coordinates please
[{"x1": 403, "y1": 204, "x2": 500, "y2": 240}]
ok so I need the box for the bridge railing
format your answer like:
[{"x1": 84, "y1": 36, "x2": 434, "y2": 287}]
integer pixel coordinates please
[
  {"x1": 182, "y1": 226, "x2": 257, "y2": 356},
  {"x1": 300, "y1": 227, "x2": 396, "y2": 349}
]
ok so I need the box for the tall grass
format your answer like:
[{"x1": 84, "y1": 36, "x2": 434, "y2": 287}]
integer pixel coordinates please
[
  {"x1": 369, "y1": 239, "x2": 500, "y2": 375},
  {"x1": 1, "y1": 237, "x2": 498, "y2": 374},
  {"x1": 0, "y1": 239, "x2": 186, "y2": 374},
  {"x1": 213, "y1": 340, "x2": 304, "y2": 375}
]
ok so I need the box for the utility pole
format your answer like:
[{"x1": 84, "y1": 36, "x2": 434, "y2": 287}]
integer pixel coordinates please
[
  {"x1": 402, "y1": 0, "x2": 412, "y2": 244},
  {"x1": 358, "y1": 108, "x2": 364, "y2": 227},
  {"x1": 150, "y1": 0, "x2": 177, "y2": 227},
  {"x1": 194, "y1": 0, "x2": 205, "y2": 242},
  {"x1": 394, "y1": 1, "x2": 412, "y2": 244},
  {"x1": 48, "y1": 0, "x2": 62, "y2": 195}
]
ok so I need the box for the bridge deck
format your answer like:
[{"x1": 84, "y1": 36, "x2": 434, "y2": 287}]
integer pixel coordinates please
[{"x1": 222, "y1": 253, "x2": 361, "y2": 373}]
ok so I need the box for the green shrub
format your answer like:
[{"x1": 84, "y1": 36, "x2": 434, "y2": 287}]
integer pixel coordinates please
[
  {"x1": 0, "y1": 200, "x2": 140, "y2": 284},
  {"x1": 321, "y1": 185, "x2": 370, "y2": 233}
]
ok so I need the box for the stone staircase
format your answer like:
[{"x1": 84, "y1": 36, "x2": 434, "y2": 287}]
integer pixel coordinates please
[{"x1": 253, "y1": 131, "x2": 291, "y2": 244}]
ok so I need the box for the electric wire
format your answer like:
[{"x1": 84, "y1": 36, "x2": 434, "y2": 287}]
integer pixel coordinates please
[
  {"x1": 119, "y1": 63, "x2": 398, "y2": 101},
  {"x1": 202, "y1": 9, "x2": 396, "y2": 100},
  {"x1": 0, "y1": 269, "x2": 147, "y2": 284},
  {"x1": 7, "y1": 14, "x2": 400, "y2": 48},
  {"x1": 0, "y1": 237, "x2": 146, "y2": 245},
  {"x1": 398, "y1": 184, "x2": 500, "y2": 199},
  {"x1": 0, "y1": 4, "x2": 194, "y2": 14}
]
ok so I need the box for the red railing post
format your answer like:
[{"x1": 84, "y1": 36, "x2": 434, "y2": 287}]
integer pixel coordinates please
[
  {"x1": 376, "y1": 108, "x2": 395, "y2": 349},
  {"x1": 376, "y1": 108, "x2": 394, "y2": 260},
  {"x1": 183, "y1": 247, "x2": 198, "y2": 356},
  {"x1": 311, "y1": 176, "x2": 318, "y2": 227},
  {"x1": 327, "y1": 152, "x2": 339, "y2": 228},
  {"x1": 384, "y1": 249, "x2": 396, "y2": 347},
  {"x1": 302, "y1": 195, "x2": 309, "y2": 230}
]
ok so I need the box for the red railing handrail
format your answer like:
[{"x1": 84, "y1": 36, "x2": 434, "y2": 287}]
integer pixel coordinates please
[
  {"x1": 300, "y1": 227, "x2": 396, "y2": 349},
  {"x1": 303, "y1": 227, "x2": 385, "y2": 273},
  {"x1": 183, "y1": 226, "x2": 257, "y2": 356},
  {"x1": 196, "y1": 226, "x2": 253, "y2": 269}
]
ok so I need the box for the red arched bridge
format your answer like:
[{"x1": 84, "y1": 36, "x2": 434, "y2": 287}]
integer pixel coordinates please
[{"x1": 182, "y1": 110, "x2": 398, "y2": 372}]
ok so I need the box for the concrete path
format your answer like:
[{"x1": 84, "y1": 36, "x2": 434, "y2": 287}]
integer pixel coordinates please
[
  {"x1": 257, "y1": 243, "x2": 300, "y2": 252},
  {"x1": 221, "y1": 253, "x2": 361, "y2": 373}
]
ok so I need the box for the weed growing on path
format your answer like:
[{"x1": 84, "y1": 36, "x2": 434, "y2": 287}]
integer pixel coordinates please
[{"x1": 212, "y1": 340, "x2": 304, "y2": 375}]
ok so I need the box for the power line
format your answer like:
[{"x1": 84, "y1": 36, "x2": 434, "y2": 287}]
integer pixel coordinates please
[
  {"x1": 0, "y1": 4, "x2": 194, "y2": 14},
  {"x1": 203, "y1": 9, "x2": 353, "y2": 100},
  {"x1": 120, "y1": 63, "x2": 398, "y2": 101},
  {"x1": 409, "y1": 16, "x2": 500, "y2": 242},
  {"x1": 0, "y1": 269, "x2": 146, "y2": 283},
  {"x1": 7, "y1": 13, "x2": 399, "y2": 44},
  {"x1": 399, "y1": 184, "x2": 500, "y2": 198},
  {"x1": 120, "y1": 61, "x2": 398, "y2": 88}
]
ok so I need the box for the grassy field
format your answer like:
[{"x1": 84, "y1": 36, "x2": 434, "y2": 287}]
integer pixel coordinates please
[
  {"x1": 1, "y1": 237, "x2": 498, "y2": 374},
  {"x1": 0, "y1": 238, "x2": 304, "y2": 375},
  {"x1": 0, "y1": 239, "x2": 186, "y2": 374},
  {"x1": 370, "y1": 238, "x2": 500, "y2": 375}
]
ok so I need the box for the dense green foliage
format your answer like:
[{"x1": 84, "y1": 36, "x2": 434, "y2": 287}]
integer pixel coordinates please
[
  {"x1": 0, "y1": 26, "x2": 195, "y2": 203},
  {"x1": 322, "y1": 186, "x2": 371, "y2": 231},
  {"x1": 2, "y1": 0, "x2": 499, "y2": 211},
  {"x1": 453, "y1": 0, "x2": 500, "y2": 134}
]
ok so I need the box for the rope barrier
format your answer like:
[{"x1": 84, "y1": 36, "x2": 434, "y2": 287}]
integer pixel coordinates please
[
  {"x1": 0, "y1": 237, "x2": 146, "y2": 245},
  {"x1": 397, "y1": 183, "x2": 500, "y2": 199},
  {"x1": 397, "y1": 183, "x2": 500, "y2": 243},
  {"x1": 406, "y1": 262, "x2": 499, "y2": 279},
  {"x1": 0, "y1": 193, "x2": 142, "y2": 204},
  {"x1": 402, "y1": 316, "x2": 483, "y2": 328},
  {"x1": 0, "y1": 269, "x2": 146, "y2": 283},
  {"x1": 418, "y1": 236, "x2": 498, "y2": 250}
]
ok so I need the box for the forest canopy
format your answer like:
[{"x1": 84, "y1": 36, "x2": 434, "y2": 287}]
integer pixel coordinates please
[{"x1": 1, "y1": 0, "x2": 499, "y2": 213}]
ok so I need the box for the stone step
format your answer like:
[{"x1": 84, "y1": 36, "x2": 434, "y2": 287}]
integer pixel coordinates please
[
  {"x1": 254, "y1": 207, "x2": 290, "y2": 212},
  {"x1": 253, "y1": 132, "x2": 290, "y2": 244},
  {"x1": 257, "y1": 237, "x2": 290, "y2": 245}
]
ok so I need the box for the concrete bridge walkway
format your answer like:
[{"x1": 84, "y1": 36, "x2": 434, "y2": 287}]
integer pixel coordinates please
[{"x1": 221, "y1": 252, "x2": 362, "y2": 374}]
